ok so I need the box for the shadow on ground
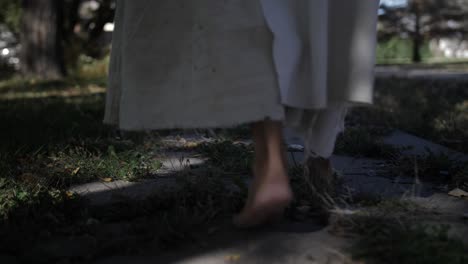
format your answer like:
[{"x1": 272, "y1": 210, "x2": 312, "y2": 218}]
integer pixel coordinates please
[{"x1": 1, "y1": 163, "x2": 331, "y2": 264}]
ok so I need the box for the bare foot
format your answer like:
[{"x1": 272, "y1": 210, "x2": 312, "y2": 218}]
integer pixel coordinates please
[{"x1": 234, "y1": 165, "x2": 293, "y2": 228}]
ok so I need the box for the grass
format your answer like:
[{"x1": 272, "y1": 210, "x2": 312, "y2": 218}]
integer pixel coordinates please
[
  {"x1": 1, "y1": 57, "x2": 468, "y2": 262},
  {"x1": 197, "y1": 140, "x2": 253, "y2": 174},
  {"x1": 453, "y1": 164, "x2": 468, "y2": 191},
  {"x1": 338, "y1": 75, "x2": 468, "y2": 184},
  {"x1": 377, "y1": 59, "x2": 468, "y2": 70},
  {"x1": 0, "y1": 82, "x2": 160, "y2": 182},
  {"x1": 0, "y1": 172, "x2": 247, "y2": 262},
  {"x1": 331, "y1": 200, "x2": 468, "y2": 264},
  {"x1": 0, "y1": 71, "x2": 254, "y2": 261},
  {"x1": 384, "y1": 148, "x2": 468, "y2": 185},
  {"x1": 342, "y1": 77, "x2": 468, "y2": 190},
  {"x1": 376, "y1": 38, "x2": 432, "y2": 64},
  {"x1": 0, "y1": 78, "x2": 164, "y2": 261},
  {"x1": 353, "y1": 220, "x2": 468, "y2": 264},
  {"x1": 348, "y1": 78, "x2": 468, "y2": 153}
]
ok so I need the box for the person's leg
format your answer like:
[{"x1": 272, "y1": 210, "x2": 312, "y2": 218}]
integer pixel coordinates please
[
  {"x1": 252, "y1": 121, "x2": 268, "y2": 181},
  {"x1": 240, "y1": 121, "x2": 268, "y2": 212},
  {"x1": 234, "y1": 120, "x2": 293, "y2": 228},
  {"x1": 301, "y1": 105, "x2": 348, "y2": 209}
]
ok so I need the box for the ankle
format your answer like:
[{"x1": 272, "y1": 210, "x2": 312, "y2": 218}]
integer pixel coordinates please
[{"x1": 261, "y1": 169, "x2": 290, "y2": 187}]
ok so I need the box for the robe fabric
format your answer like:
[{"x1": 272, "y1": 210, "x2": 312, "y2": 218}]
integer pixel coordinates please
[{"x1": 104, "y1": 0, "x2": 379, "y2": 155}]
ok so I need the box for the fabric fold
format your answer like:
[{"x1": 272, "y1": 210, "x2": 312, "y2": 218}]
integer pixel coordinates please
[
  {"x1": 104, "y1": 0, "x2": 379, "y2": 153},
  {"x1": 260, "y1": 0, "x2": 379, "y2": 157}
]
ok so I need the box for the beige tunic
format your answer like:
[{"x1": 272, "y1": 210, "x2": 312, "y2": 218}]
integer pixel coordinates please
[{"x1": 104, "y1": 0, "x2": 379, "y2": 135}]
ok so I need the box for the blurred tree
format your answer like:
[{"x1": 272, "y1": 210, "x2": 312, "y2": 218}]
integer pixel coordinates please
[
  {"x1": 20, "y1": 0, "x2": 66, "y2": 79},
  {"x1": 379, "y1": 0, "x2": 468, "y2": 62},
  {"x1": 0, "y1": 0, "x2": 115, "y2": 79},
  {"x1": 0, "y1": 0, "x2": 21, "y2": 34},
  {"x1": 62, "y1": 0, "x2": 116, "y2": 70},
  {"x1": 77, "y1": 0, "x2": 116, "y2": 58}
]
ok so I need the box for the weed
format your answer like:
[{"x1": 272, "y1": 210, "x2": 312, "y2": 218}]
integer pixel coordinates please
[
  {"x1": 197, "y1": 140, "x2": 253, "y2": 174},
  {"x1": 453, "y1": 164, "x2": 468, "y2": 191},
  {"x1": 351, "y1": 220, "x2": 468, "y2": 264},
  {"x1": 385, "y1": 148, "x2": 467, "y2": 186},
  {"x1": 349, "y1": 78, "x2": 468, "y2": 153},
  {"x1": 332, "y1": 200, "x2": 468, "y2": 264}
]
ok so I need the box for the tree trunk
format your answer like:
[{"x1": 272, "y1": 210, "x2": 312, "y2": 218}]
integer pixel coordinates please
[
  {"x1": 20, "y1": 0, "x2": 66, "y2": 79},
  {"x1": 85, "y1": 0, "x2": 115, "y2": 58},
  {"x1": 412, "y1": 4, "x2": 423, "y2": 63},
  {"x1": 63, "y1": 0, "x2": 82, "y2": 42}
]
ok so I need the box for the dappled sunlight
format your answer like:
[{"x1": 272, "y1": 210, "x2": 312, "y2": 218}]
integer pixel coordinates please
[
  {"x1": 0, "y1": 83, "x2": 105, "y2": 100},
  {"x1": 74, "y1": 54, "x2": 111, "y2": 81}
]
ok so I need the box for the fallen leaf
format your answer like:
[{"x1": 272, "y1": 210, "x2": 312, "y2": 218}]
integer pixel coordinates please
[
  {"x1": 86, "y1": 218, "x2": 100, "y2": 225},
  {"x1": 72, "y1": 167, "x2": 81, "y2": 175},
  {"x1": 178, "y1": 138, "x2": 187, "y2": 145},
  {"x1": 186, "y1": 142, "x2": 199, "y2": 148},
  {"x1": 224, "y1": 254, "x2": 241, "y2": 262},
  {"x1": 102, "y1": 178, "x2": 113, "y2": 183},
  {"x1": 66, "y1": 191, "x2": 74, "y2": 198},
  {"x1": 448, "y1": 188, "x2": 468, "y2": 198},
  {"x1": 18, "y1": 173, "x2": 37, "y2": 184}
]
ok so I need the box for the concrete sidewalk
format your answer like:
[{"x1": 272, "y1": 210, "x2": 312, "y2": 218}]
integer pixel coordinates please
[{"x1": 375, "y1": 65, "x2": 468, "y2": 80}]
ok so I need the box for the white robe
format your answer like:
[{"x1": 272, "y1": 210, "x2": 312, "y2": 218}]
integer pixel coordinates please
[
  {"x1": 104, "y1": 0, "x2": 379, "y2": 155},
  {"x1": 261, "y1": 0, "x2": 379, "y2": 109},
  {"x1": 260, "y1": 0, "x2": 379, "y2": 157}
]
